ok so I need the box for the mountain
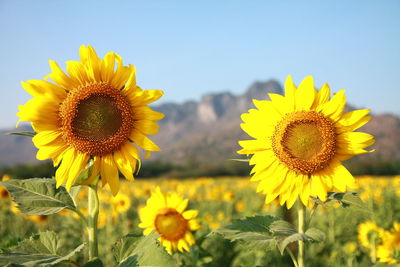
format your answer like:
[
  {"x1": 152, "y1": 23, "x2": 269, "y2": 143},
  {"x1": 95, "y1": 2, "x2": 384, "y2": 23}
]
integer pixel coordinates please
[{"x1": 0, "y1": 79, "x2": 399, "y2": 174}]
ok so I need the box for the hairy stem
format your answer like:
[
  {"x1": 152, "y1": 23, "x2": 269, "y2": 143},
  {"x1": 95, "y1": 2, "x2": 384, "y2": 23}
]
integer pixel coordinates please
[
  {"x1": 298, "y1": 201, "x2": 306, "y2": 267},
  {"x1": 286, "y1": 247, "x2": 299, "y2": 267},
  {"x1": 87, "y1": 184, "x2": 99, "y2": 260}
]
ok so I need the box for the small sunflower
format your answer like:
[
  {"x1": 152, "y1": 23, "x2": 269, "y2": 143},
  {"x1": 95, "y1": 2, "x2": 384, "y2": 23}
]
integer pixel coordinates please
[
  {"x1": 357, "y1": 221, "x2": 384, "y2": 249},
  {"x1": 139, "y1": 187, "x2": 201, "y2": 253},
  {"x1": 112, "y1": 193, "x2": 131, "y2": 215},
  {"x1": 0, "y1": 175, "x2": 11, "y2": 200},
  {"x1": 17, "y1": 45, "x2": 164, "y2": 195},
  {"x1": 238, "y1": 75, "x2": 374, "y2": 208},
  {"x1": 377, "y1": 222, "x2": 400, "y2": 264}
]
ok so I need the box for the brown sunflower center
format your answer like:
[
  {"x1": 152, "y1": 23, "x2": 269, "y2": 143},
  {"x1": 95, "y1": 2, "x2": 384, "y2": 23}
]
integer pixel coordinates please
[
  {"x1": 155, "y1": 208, "x2": 188, "y2": 241},
  {"x1": 59, "y1": 83, "x2": 133, "y2": 156},
  {"x1": 271, "y1": 111, "x2": 336, "y2": 174},
  {"x1": 72, "y1": 94, "x2": 123, "y2": 141}
]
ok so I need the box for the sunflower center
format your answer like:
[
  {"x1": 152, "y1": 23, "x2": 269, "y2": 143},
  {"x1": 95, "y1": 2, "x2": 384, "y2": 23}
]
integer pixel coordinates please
[
  {"x1": 271, "y1": 111, "x2": 336, "y2": 174},
  {"x1": 155, "y1": 208, "x2": 188, "y2": 241},
  {"x1": 60, "y1": 83, "x2": 133, "y2": 156},
  {"x1": 73, "y1": 94, "x2": 122, "y2": 141}
]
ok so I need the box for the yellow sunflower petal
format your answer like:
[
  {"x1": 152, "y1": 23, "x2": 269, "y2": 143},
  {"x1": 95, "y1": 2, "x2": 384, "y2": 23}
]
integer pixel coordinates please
[
  {"x1": 82, "y1": 157, "x2": 101, "y2": 185},
  {"x1": 47, "y1": 60, "x2": 79, "y2": 90},
  {"x1": 335, "y1": 109, "x2": 371, "y2": 134},
  {"x1": 55, "y1": 148, "x2": 75, "y2": 188},
  {"x1": 133, "y1": 120, "x2": 160, "y2": 135},
  {"x1": 33, "y1": 131, "x2": 63, "y2": 147},
  {"x1": 134, "y1": 106, "x2": 165, "y2": 121},
  {"x1": 100, "y1": 154, "x2": 120, "y2": 196},
  {"x1": 130, "y1": 129, "x2": 160, "y2": 151},
  {"x1": 127, "y1": 89, "x2": 164, "y2": 106},
  {"x1": 65, "y1": 152, "x2": 90, "y2": 190},
  {"x1": 238, "y1": 139, "x2": 271, "y2": 154},
  {"x1": 114, "y1": 149, "x2": 134, "y2": 182},
  {"x1": 310, "y1": 175, "x2": 328, "y2": 201},
  {"x1": 269, "y1": 93, "x2": 294, "y2": 115},
  {"x1": 316, "y1": 89, "x2": 346, "y2": 121},
  {"x1": 183, "y1": 210, "x2": 199, "y2": 220},
  {"x1": 295, "y1": 76, "x2": 316, "y2": 111},
  {"x1": 284, "y1": 75, "x2": 296, "y2": 110},
  {"x1": 312, "y1": 83, "x2": 330, "y2": 109}
]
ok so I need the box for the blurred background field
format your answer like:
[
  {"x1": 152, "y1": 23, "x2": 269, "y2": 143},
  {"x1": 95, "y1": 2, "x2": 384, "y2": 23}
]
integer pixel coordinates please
[{"x1": 1, "y1": 175, "x2": 399, "y2": 266}]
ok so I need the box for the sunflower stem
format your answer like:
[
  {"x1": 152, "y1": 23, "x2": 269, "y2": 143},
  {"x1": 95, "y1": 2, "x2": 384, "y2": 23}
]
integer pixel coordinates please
[
  {"x1": 87, "y1": 184, "x2": 99, "y2": 260},
  {"x1": 286, "y1": 247, "x2": 299, "y2": 267},
  {"x1": 297, "y1": 201, "x2": 306, "y2": 267}
]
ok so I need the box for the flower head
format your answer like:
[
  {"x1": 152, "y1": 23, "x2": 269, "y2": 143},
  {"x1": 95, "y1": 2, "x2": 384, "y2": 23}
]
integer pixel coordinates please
[
  {"x1": 238, "y1": 76, "x2": 374, "y2": 208},
  {"x1": 112, "y1": 193, "x2": 131, "y2": 215},
  {"x1": 139, "y1": 187, "x2": 201, "y2": 253},
  {"x1": 358, "y1": 221, "x2": 384, "y2": 249},
  {"x1": 377, "y1": 222, "x2": 400, "y2": 264},
  {"x1": 17, "y1": 45, "x2": 164, "y2": 195}
]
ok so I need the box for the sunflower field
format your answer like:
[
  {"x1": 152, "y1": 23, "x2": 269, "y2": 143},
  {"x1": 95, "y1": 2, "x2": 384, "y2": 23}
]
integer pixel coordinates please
[
  {"x1": 0, "y1": 45, "x2": 398, "y2": 267},
  {"x1": 0, "y1": 175, "x2": 399, "y2": 267}
]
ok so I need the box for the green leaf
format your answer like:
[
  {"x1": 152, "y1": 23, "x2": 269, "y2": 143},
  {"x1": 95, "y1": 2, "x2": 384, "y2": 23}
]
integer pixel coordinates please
[
  {"x1": 0, "y1": 231, "x2": 85, "y2": 266},
  {"x1": 269, "y1": 220, "x2": 297, "y2": 236},
  {"x1": 211, "y1": 215, "x2": 280, "y2": 250},
  {"x1": 277, "y1": 233, "x2": 310, "y2": 255},
  {"x1": 328, "y1": 192, "x2": 371, "y2": 212},
  {"x1": 228, "y1": 158, "x2": 250, "y2": 162},
  {"x1": 16, "y1": 231, "x2": 59, "y2": 255},
  {"x1": 0, "y1": 178, "x2": 77, "y2": 215},
  {"x1": 6, "y1": 131, "x2": 36, "y2": 137},
  {"x1": 269, "y1": 220, "x2": 302, "y2": 254},
  {"x1": 305, "y1": 228, "x2": 326, "y2": 242},
  {"x1": 83, "y1": 258, "x2": 104, "y2": 267},
  {"x1": 270, "y1": 221, "x2": 325, "y2": 254},
  {"x1": 113, "y1": 232, "x2": 175, "y2": 267}
]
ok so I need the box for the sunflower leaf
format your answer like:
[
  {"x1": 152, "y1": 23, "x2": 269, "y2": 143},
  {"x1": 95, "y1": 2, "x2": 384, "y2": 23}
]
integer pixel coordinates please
[
  {"x1": 0, "y1": 231, "x2": 84, "y2": 266},
  {"x1": 211, "y1": 215, "x2": 280, "y2": 250},
  {"x1": 83, "y1": 258, "x2": 104, "y2": 267},
  {"x1": 0, "y1": 178, "x2": 77, "y2": 215},
  {"x1": 113, "y1": 232, "x2": 175, "y2": 267},
  {"x1": 304, "y1": 228, "x2": 326, "y2": 242},
  {"x1": 228, "y1": 158, "x2": 250, "y2": 162},
  {"x1": 327, "y1": 192, "x2": 371, "y2": 212},
  {"x1": 6, "y1": 131, "x2": 36, "y2": 137},
  {"x1": 270, "y1": 221, "x2": 326, "y2": 254}
]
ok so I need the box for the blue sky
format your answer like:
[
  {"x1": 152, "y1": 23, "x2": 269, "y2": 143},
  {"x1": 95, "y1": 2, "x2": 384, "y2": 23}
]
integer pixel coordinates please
[{"x1": 0, "y1": 0, "x2": 399, "y2": 128}]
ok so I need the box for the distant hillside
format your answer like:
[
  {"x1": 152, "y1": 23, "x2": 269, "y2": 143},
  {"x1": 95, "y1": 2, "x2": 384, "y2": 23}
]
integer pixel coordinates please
[{"x1": 1, "y1": 79, "x2": 399, "y2": 175}]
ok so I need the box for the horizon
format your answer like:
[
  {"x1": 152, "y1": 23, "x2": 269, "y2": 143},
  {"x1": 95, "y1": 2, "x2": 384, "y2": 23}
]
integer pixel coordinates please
[{"x1": 0, "y1": 1, "x2": 399, "y2": 128}]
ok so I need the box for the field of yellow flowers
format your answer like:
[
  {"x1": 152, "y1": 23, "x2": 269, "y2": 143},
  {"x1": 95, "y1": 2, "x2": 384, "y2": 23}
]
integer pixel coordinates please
[{"x1": 1, "y1": 175, "x2": 399, "y2": 266}]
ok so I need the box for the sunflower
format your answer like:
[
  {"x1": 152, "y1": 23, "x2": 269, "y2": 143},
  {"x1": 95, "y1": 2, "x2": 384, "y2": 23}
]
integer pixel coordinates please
[
  {"x1": 377, "y1": 222, "x2": 400, "y2": 264},
  {"x1": 138, "y1": 187, "x2": 201, "y2": 253},
  {"x1": 17, "y1": 45, "x2": 164, "y2": 195},
  {"x1": 238, "y1": 75, "x2": 374, "y2": 208},
  {"x1": 112, "y1": 193, "x2": 131, "y2": 215},
  {"x1": 357, "y1": 221, "x2": 384, "y2": 249},
  {"x1": 0, "y1": 175, "x2": 10, "y2": 200}
]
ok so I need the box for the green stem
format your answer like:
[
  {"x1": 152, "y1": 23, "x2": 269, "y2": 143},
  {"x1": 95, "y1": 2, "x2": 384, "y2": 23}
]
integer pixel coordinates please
[
  {"x1": 286, "y1": 247, "x2": 299, "y2": 267},
  {"x1": 371, "y1": 236, "x2": 377, "y2": 263},
  {"x1": 87, "y1": 184, "x2": 99, "y2": 260},
  {"x1": 298, "y1": 201, "x2": 306, "y2": 267}
]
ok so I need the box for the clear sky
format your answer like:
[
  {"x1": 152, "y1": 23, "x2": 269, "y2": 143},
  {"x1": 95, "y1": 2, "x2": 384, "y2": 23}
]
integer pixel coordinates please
[{"x1": 0, "y1": 0, "x2": 399, "y2": 128}]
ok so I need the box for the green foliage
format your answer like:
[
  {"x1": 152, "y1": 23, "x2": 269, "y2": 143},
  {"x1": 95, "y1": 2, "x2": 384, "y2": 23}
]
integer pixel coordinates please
[
  {"x1": 0, "y1": 162, "x2": 55, "y2": 180},
  {"x1": 83, "y1": 258, "x2": 104, "y2": 267},
  {"x1": 6, "y1": 131, "x2": 36, "y2": 137},
  {"x1": 213, "y1": 215, "x2": 326, "y2": 256},
  {"x1": 0, "y1": 178, "x2": 77, "y2": 215},
  {"x1": 327, "y1": 192, "x2": 371, "y2": 212},
  {"x1": 0, "y1": 231, "x2": 84, "y2": 266},
  {"x1": 212, "y1": 215, "x2": 279, "y2": 250},
  {"x1": 113, "y1": 232, "x2": 175, "y2": 267}
]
